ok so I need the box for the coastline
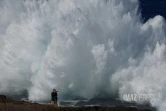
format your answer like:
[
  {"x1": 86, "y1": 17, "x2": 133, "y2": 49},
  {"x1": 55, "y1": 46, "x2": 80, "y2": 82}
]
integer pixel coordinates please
[{"x1": 0, "y1": 95, "x2": 153, "y2": 111}]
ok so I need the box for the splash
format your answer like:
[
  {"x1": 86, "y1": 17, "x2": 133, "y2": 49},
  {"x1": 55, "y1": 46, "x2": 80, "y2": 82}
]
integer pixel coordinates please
[{"x1": 0, "y1": 0, "x2": 166, "y2": 110}]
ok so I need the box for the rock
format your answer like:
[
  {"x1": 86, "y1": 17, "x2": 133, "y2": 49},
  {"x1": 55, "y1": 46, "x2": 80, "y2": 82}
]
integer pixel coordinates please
[
  {"x1": 0, "y1": 96, "x2": 155, "y2": 111},
  {"x1": 0, "y1": 95, "x2": 7, "y2": 103}
]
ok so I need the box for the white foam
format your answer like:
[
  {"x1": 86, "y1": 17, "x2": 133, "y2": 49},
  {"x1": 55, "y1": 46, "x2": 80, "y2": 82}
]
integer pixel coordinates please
[{"x1": 0, "y1": 0, "x2": 166, "y2": 111}]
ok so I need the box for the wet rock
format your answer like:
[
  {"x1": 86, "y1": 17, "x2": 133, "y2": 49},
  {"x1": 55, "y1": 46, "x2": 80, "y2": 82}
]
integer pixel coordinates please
[
  {"x1": 0, "y1": 96, "x2": 154, "y2": 111},
  {"x1": 0, "y1": 95, "x2": 7, "y2": 103}
]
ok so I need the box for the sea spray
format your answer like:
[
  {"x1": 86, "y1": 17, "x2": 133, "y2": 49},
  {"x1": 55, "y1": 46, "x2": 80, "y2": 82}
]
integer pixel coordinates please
[{"x1": 0, "y1": 0, "x2": 166, "y2": 111}]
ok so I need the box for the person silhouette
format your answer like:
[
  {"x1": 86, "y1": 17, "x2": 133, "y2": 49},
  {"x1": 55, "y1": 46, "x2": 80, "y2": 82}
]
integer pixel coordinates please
[{"x1": 51, "y1": 89, "x2": 58, "y2": 107}]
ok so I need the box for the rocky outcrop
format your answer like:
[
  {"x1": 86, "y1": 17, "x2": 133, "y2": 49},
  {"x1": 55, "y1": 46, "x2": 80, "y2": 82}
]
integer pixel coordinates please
[
  {"x1": 0, "y1": 95, "x2": 7, "y2": 103},
  {"x1": 0, "y1": 95, "x2": 153, "y2": 111}
]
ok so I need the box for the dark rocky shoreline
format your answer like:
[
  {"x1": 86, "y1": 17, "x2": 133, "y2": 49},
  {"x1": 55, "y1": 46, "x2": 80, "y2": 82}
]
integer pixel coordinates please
[{"x1": 0, "y1": 95, "x2": 153, "y2": 111}]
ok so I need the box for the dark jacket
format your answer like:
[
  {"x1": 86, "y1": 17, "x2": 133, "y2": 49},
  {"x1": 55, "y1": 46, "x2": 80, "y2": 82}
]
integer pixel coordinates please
[{"x1": 51, "y1": 92, "x2": 58, "y2": 101}]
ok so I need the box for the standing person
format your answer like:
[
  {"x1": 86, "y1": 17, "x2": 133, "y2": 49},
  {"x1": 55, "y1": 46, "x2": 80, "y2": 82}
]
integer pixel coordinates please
[{"x1": 51, "y1": 89, "x2": 58, "y2": 107}]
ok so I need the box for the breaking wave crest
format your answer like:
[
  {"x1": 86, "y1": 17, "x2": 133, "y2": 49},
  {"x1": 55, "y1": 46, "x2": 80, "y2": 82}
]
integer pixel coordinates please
[{"x1": 0, "y1": 0, "x2": 166, "y2": 110}]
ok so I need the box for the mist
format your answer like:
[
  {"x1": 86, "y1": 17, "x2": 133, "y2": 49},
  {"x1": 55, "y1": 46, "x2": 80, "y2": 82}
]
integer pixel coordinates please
[{"x1": 0, "y1": 0, "x2": 166, "y2": 111}]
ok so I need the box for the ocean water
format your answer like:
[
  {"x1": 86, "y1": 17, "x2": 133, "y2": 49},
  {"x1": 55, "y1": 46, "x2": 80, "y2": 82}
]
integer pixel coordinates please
[{"x1": 0, "y1": 0, "x2": 166, "y2": 111}]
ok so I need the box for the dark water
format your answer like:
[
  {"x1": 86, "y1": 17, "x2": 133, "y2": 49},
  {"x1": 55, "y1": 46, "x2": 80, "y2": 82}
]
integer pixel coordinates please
[
  {"x1": 140, "y1": 0, "x2": 166, "y2": 21},
  {"x1": 58, "y1": 98, "x2": 156, "y2": 111}
]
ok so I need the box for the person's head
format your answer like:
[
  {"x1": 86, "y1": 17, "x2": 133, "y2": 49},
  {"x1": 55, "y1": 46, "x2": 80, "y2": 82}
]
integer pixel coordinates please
[{"x1": 53, "y1": 89, "x2": 56, "y2": 93}]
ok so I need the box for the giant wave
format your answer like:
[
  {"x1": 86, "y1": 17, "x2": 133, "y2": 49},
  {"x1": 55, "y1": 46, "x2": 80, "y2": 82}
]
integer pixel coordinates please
[{"x1": 0, "y1": 0, "x2": 166, "y2": 111}]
